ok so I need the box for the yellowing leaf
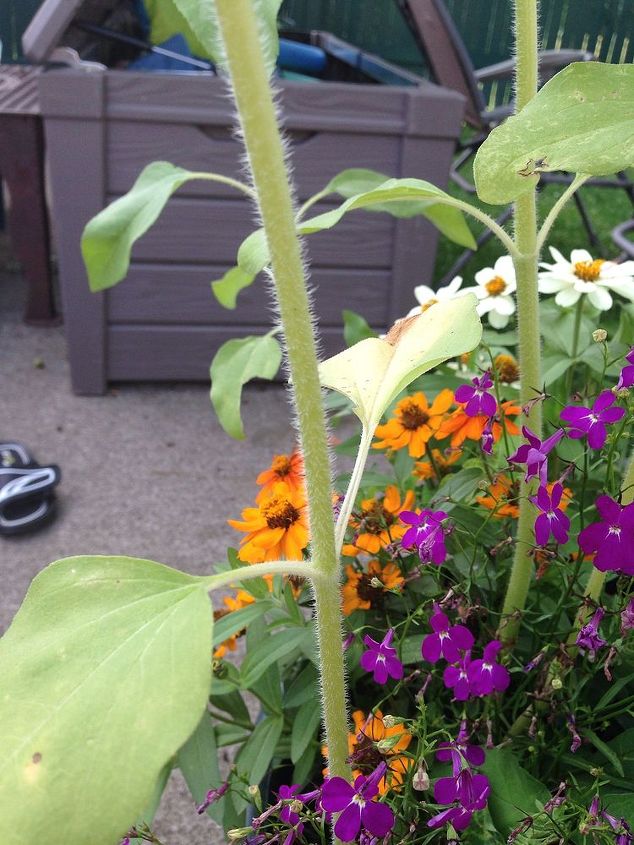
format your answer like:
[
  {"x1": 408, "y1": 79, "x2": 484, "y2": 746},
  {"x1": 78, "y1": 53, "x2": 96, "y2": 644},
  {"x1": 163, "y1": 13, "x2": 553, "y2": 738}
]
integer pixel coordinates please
[{"x1": 319, "y1": 295, "x2": 481, "y2": 430}]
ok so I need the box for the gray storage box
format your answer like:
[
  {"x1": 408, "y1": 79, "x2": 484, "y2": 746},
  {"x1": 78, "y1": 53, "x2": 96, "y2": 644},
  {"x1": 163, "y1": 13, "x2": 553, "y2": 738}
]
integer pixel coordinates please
[{"x1": 24, "y1": 0, "x2": 465, "y2": 394}]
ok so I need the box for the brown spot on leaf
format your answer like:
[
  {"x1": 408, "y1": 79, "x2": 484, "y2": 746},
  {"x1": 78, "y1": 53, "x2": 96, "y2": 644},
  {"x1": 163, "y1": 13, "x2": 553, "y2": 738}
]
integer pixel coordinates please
[{"x1": 32, "y1": 752, "x2": 42, "y2": 764}]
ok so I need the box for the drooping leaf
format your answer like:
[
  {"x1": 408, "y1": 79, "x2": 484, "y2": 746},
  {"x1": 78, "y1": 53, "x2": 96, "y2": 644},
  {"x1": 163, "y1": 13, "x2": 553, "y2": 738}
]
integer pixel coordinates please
[
  {"x1": 300, "y1": 178, "x2": 476, "y2": 249},
  {"x1": 235, "y1": 714, "x2": 284, "y2": 786},
  {"x1": 324, "y1": 168, "x2": 393, "y2": 198},
  {"x1": 483, "y1": 748, "x2": 550, "y2": 837},
  {"x1": 319, "y1": 295, "x2": 482, "y2": 432},
  {"x1": 342, "y1": 309, "x2": 377, "y2": 347},
  {"x1": 177, "y1": 711, "x2": 223, "y2": 823},
  {"x1": 212, "y1": 266, "x2": 256, "y2": 309},
  {"x1": 474, "y1": 62, "x2": 634, "y2": 204},
  {"x1": 0, "y1": 555, "x2": 212, "y2": 845},
  {"x1": 291, "y1": 699, "x2": 321, "y2": 763},
  {"x1": 210, "y1": 230, "x2": 270, "y2": 309},
  {"x1": 82, "y1": 162, "x2": 201, "y2": 292},
  {"x1": 210, "y1": 333, "x2": 283, "y2": 439}
]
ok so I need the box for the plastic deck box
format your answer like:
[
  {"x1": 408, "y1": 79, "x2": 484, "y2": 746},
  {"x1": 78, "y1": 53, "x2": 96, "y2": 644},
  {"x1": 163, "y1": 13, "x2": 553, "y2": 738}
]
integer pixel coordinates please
[{"x1": 23, "y1": 0, "x2": 465, "y2": 394}]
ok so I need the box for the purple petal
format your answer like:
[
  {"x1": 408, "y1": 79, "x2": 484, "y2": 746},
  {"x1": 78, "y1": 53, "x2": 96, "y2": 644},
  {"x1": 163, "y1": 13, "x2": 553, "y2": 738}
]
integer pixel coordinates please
[
  {"x1": 587, "y1": 422, "x2": 607, "y2": 450},
  {"x1": 361, "y1": 801, "x2": 394, "y2": 838},
  {"x1": 536, "y1": 485, "x2": 551, "y2": 512},
  {"x1": 593, "y1": 390, "x2": 616, "y2": 412},
  {"x1": 596, "y1": 495, "x2": 621, "y2": 522},
  {"x1": 550, "y1": 483, "x2": 563, "y2": 508},
  {"x1": 427, "y1": 807, "x2": 461, "y2": 829},
  {"x1": 401, "y1": 526, "x2": 418, "y2": 548},
  {"x1": 430, "y1": 610, "x2": 450, "y2": 633},
  {"x1": 560, "y1": 405, "x2": 591, "y2": 425},
  {"x1": 465, "y1": 745, "x2": 486, "y2": 767},
  {"x1": 534, "y1": 513, "x2": 550, "y2": 546},
  {"x1": 399, "y1": 510, "x2": 421, "y2": 525},
  {"x1": 600, "y1": 406, "x2": 626, "y2": 425},
  {"x1": 551, "y1": 512, "x2": 570, "y2": 545},
  {"x1": 492, "y1": 663, "x2": 510, "y2": 692},
  {"x1": 362, "y1": 634, "x2": 380, "y2": 651},
  {"x1": 386, "y1": 655, "x2": 404, "y2": 680},
  {"x1": 454, "y1": 385, "x2": 474, "y2": 404},
  {"x1": 321, "y1": 778, "x2": 355, "y2": 812},
  {"x1": 360, "y1": 650, "x2": 378, "y2": 674},
  {"x1": 542, "y1": 428, "x2": 565, "y2": 453},
  {"x1": 421, "y1": 633, "x2": 441, "y2": 663},
  {"x1": 449, "y1": 624, "x2": 475, "y2": 652},
  {"x1": 483, "y1": 640, "x2": 502, "y2": 662},
  {"x1": 373, "y1": 659, "x2": 389, "y2": 685},
  {"x1": 434, "y1": 776, "x2": 458, "y2": 804},
  {"x1": 334, "y1": 802, "x2": 362, "y2": 842},
  {"x1": 508, "y1": 444, "x2": 531, "y2": 464},
  {"x1": 480, "y1": 392, "x2": 497, "y2": 417}
]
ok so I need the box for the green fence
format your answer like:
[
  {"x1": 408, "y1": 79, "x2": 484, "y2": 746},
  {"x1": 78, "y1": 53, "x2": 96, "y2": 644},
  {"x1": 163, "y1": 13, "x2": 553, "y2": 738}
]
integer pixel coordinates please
[{"x1": 281, "y1": 0, "x2": 634, "y2": 72}]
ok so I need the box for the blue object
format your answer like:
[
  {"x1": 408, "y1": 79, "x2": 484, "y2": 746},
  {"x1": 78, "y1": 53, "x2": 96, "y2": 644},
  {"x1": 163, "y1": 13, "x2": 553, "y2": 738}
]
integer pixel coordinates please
[
  {"x1": 127, "y1": 34, "x2": 199, "y2": 72},
  {"x1": 278, "y1": 38, "x2": 327, "y2": 75}
]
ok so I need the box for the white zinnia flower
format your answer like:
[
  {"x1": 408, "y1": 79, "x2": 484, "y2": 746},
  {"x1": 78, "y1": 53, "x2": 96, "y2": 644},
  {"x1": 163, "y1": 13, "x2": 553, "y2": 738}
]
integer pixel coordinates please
[
  {"x1": 464, "y1": 255, "x2": 517, "y2": 329},
  {"x1": 406, "y1": 276, "x2": 466, "y2": 317},
  {"x1": 538, "y1": 247, "x2": 634, "y2": 311}
]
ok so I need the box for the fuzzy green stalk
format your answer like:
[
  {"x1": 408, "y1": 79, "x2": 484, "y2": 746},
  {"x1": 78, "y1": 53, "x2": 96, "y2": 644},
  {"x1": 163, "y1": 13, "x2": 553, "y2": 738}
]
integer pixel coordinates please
[
  {"x1": 214, "y1": 0, "x2": 350, "y2": 783},
  {"x1": 498, "y1": 1, "x2": 542, "y2": 646}
]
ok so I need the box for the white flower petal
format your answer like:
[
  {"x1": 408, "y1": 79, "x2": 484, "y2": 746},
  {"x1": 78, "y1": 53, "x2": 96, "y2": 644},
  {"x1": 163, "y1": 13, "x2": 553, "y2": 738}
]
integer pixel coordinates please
[
  {"x1": 588, "y1": 286, "x2": 612, "y2": 311},
  {"x1": 474, "y1": 267, "x2": 494, "y2": 286},
  {"x1": 548, "y1": 246, "x2": 568, "y2": 265},
  {"x1": 413, "y1": 284, "x2": 435, "y2": 305},
  {"x1": 446, "y1": 276, "x2": 464, "y2": 294},
  {"x1": 493, "y1": 295, "x2": 516, "y2": 315},
  {"x1": 555, "y1": 287, "x2": 581, "y2": 308},
  {"x1": 600, "y1": 277, "x2": 634, "y2": 302},
  {"x1": 494, "y1": 255, "x2": 516, "y2": 283},
  {"x1": 538, "y1": 276, "x2": 568, "y2": 293},
  {"x1": 488, "y1": 308, "x2": 510, "y2": 329},
  {"x1": 570, "y1": 249, "x2": 593, "y2": 265},
  {"x1": 476, "y1": 297, "x2": 495, "y2": 315}
]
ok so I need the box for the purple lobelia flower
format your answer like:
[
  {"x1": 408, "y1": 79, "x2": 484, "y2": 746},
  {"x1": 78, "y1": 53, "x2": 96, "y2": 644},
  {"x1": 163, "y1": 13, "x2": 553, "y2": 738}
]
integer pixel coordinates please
[
  {"x1": 480, "y1": 418, "x2": 494, "y2": 455},
  {"x1": 278, "y1": 785, "x2": 303, "y2": 826},
  {"x1": 604, "y1": 811, "x2": 634, "y2": 845},
  {"x1": 436, "y1": 721, "x2": 486, "y2": 771},
  {"x1": 401, "y1": 509, "x2": 451, "y2": 566},
  {"x1": 508, "y1": 425, "x2": 565, "y2": 483},
  {"x1": 428, "y1": 767, "x2": 490, "y2": 831},
  {"x1": 467, "y1": 640, "x2": 510, "y2": 696},
  {"x1": 321, "y1": 763, "x2": 395, "y2": 842},
  {"x1": 360, "y1": 628, "x2": 404, "y2": 685},
  {"x1": 576, "y1": 607, "x2": 607, "y2": 656},
  {"x1": 617, "y1": 347, "x2": 634, "y2": 390},
  {"x1": 560, "y1": 390, "x2": 625, "y2": 450},
  {"x1": 578, "y1": 496, "x2": 634, "y2": 576},
  {"x1": 530, "y1": 483, "x2": 571, "y2": 546},
  {"x1": 422, "y1": 605, "x2": 474, "y2": 663},
  {"x1": 455, "y1": 372, "x2": 497, "y2": 418},
  {"x1": 621, "y1": 598, "x2": 634, "y2": 635},
  {"x1": 443, "y1": 654, "x2": 473, "y2": 701},
  {"x1": 567, "y1": 713, "x2": 582, "y2": 753}
]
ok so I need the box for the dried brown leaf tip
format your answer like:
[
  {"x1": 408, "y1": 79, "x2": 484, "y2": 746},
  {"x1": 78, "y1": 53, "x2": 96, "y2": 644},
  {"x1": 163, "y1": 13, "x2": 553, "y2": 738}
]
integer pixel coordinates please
[{"x1": 384, "y1": 314, "x2": 419, "y2": 347}]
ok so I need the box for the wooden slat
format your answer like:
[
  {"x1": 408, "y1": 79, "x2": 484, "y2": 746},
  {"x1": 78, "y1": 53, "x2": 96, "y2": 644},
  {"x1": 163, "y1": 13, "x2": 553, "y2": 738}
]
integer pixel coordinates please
[
  {"x1": 123, "y1": 196, "x2": 395, "y2": 268},
  {"x1": 106, "y1": 121, "x2": 402, "y2": 199},
  {"x1": 107, "y1": 264, "x2": 391, "y2": 326},
  {"x1": 107, "y1": 324, "x2": 351, "y2": 382}
]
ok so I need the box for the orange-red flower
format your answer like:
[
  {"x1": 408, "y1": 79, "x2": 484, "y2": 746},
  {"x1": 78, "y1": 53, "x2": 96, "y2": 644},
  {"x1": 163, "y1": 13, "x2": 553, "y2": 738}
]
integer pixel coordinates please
[
  {"x1": 413, "y1": 447, "x2": 462, "y2": 481},
  {"x1": 228, "y1": 482, "x2": 309, "y2": 563},
  {"x1": 342, "y1": 559, "x2": 404, "y2": 615},
  {"x1": 435, "y1": 399, "x2": 520, "y2": 448},
  {"x1": 324, "y1": 710, "x2": 413, "y2": 794},
  {"x1": 478, "y1": 475, "x2": 572, "y2": 520},
  {"x1": 213, "y1": 589, "x2": 255, "y2": 658},
  {"x1": 256, "y1": 450, "x2": 304, "y2": 502},
  {"x1": 373, "y1": 390, "x2": 454, "y2": 457},
  {"x1": 342, "y1": 485, "x2": 415, "y2": 557}
]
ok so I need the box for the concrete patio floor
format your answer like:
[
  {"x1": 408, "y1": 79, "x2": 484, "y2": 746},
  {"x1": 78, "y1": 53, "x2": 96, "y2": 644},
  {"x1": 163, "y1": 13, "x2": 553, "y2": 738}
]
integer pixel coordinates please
[{"x1": 0, "y1": 239, "x2": 300, "y2": 844}]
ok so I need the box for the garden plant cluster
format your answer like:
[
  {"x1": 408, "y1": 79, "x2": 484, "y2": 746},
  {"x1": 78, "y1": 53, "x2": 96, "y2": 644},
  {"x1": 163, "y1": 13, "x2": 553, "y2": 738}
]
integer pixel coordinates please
[{"x1": 0, "y1": 2, "x2": 633, "y2": 845}]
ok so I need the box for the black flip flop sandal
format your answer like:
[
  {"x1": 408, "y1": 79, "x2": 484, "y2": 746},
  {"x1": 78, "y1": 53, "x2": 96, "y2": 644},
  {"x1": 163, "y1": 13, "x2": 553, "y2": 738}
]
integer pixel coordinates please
[
  {"x1": 0, "y1": 442, "x2": 37, "y2": 469},
  {"x1": 0, "y1": 464, "x2": 61, "y2": 536}
]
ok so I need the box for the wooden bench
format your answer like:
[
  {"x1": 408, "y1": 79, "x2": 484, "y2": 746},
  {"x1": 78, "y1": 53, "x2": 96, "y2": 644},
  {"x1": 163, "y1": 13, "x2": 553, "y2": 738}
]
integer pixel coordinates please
[{"x1": 0, "y1": 65, "x2": 57, "y2": 324}]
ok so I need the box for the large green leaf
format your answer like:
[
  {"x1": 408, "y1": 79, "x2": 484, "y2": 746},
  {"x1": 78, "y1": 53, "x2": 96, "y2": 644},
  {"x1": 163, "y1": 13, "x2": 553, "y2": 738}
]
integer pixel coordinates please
[
  {"x1": 319, "y1": 294, "x2": 482, "y2": 432},
  {"x1": 209, "y1": 333, "x2": 283, "y2": 439},
  {"x1": 291, "y1": 699, "x2": 321, "y2": 763},
  {"x1": 0, "y1": 555, "x2": 212, "y2": 845},
  {"x1": 82, "y1": 162, "x2": 201, "y2": 292},
  {"x1": 474, "y1": 62, "x2": 634, "y2": 205},
  {"x1": 483, "y1": 748, "x2": 550, "y2": 837},
  {"x1": 299, "y1": 178, "x2": 475, "y2": 248},
  {"x1": 235, "y1": 714, "x2": 284, "y2": 786}
]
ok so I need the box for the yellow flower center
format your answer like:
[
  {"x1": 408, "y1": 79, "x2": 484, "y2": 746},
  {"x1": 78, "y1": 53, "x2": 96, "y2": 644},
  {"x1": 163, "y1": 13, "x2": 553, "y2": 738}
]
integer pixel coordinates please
[
  {"x1": 399, "y1": 400, "x2": 429, "y2": 430},
  {"x1": 485, "y1": 276, "x2": 507, "y2": 296},
  {"x1": 420, "y1": 298, "x2": 438, "y2": 313},
  {"x1": 271, "y1": 454, "x2": 292, "y2": 476},
  {"x1": 262, "y1": 495, "x2": 300, "y2": 529},
  {"x1": 361, "y1": 502, "x2": 395, "y2": 534},
  {"x1": 494, "y1": 353, "x2": 520, "y2": 384},
  {"x1": 573, "y1": 259, "x2": 605, "y2": 282}
]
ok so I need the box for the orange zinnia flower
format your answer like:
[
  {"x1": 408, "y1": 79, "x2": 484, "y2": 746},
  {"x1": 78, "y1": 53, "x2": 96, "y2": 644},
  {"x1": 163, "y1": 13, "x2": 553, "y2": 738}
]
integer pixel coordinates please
[
  {"x1": 324, "y1": 710, "x2": 413, "y2": 794},
  {"x1": 342, "y1": 485, "x2": 415, "y2": 556},
  {"x1": 413, "y1": 447, "x2": 462, "y2": 481},
  {"x1": 342, "y1": 559, "x2": 404, "y2": 615},
  {"x1": 373, "y1": 389, "x2": 454, "y2": 458},
  {"x1": 228, "y1": 482, "x2": 309, "y2": 563},
  {"x1": 435, "y1": 399, "x2": 520, "y2": 448},
  {"x1": 256, "y1": 449, "x2": 304, "y2": 502},
  {"x1": 213, "y1": 589, "x2": 255, "y2": 658}
]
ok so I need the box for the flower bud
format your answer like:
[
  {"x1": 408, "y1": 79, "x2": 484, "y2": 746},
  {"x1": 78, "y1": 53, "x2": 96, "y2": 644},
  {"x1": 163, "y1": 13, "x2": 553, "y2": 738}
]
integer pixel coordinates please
[
  {"x1": 375, "y1": 734, "x2": 402, "y2": 752},
  {"x1": 412, "y1": 759, "x2": 430, "y2": 791},
  {"x1": 248, "y1": 785, "x2": 262, "y2": 812},
  {"x1": 551, "y1": 677, "x2": 563, "y2": 690},
  {"x1": 369, "y1": 576, "x2": 383, "y2": 589},
  {"x1": 592, "y1": 328, "x2": 608, "y2": 343},
  {"x1": 228, "y1": 828, "x2": 254, "y2": 841},
  {"x1": 289, "y1": 800, "x2": 303, "y2": 814},
  {"x1": 381, "y1": 714, "x2": 400, "y2": 728}
]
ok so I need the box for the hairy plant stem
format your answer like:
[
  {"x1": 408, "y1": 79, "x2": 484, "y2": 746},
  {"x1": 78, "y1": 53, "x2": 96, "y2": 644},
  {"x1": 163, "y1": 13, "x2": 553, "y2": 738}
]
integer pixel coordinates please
[
  {"x1": 214, "y1": 0, "x2": 350, "y2": 786},
  {"x1": 499, "y1": 0, "x2": 541, "y2": 647},
  {"x1": 205, "y1": 561, "x2": 316, "y2": 592}
]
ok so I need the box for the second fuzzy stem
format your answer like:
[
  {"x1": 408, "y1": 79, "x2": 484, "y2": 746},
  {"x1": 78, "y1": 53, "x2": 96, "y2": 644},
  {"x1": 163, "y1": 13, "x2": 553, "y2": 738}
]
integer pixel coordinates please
[{"x1": 215, "y1": 0, "x2": 350, "y2": 784}]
